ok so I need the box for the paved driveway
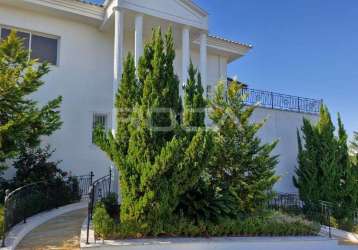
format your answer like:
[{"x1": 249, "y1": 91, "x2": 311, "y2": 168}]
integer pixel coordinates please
[{"x1": 17, "y1": 208, "x2": 87, "y2": 250}]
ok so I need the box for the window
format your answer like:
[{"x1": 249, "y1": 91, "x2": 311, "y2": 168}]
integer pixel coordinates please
[
  {"x1": 31, "y1": 34, "x2": 58, "y2": 65},
  {"x1": 0, "y1": 26, "x2": 59, "y2": 65},
  {"x1": 92, "y1": 113, "x2": 108, "y2": 144},
  {"x1": 206, "y1": 85, "x2": 213, "y2": 99},
  {"x1": 1, "y1": 28, "x2": 30, "y2": 49}
]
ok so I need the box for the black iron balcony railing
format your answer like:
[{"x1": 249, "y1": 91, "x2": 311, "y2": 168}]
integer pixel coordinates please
[{"x1": 241, "y1": 88, "x2": 322, "y2": 115}]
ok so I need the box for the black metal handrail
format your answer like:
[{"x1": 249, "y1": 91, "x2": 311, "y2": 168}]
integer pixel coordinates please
[
  {"x1": 86, "y1": 169, "x2": 112, "y2": 244},
  {"x1": 76, "y1": 172, "x2": 94, "y2": 198},
  {"x1": 240, "y1": 88, "x2": 322, "y2": 114},
  {"x1": 1, "y1": 172, "x2": 94, "y2": 247},
  {"x1": 268, "y1": 192, "x2": 304, "y2": 211},
  {"x1": 267, "y1": 193, "x2": 338, "y2": 238}
]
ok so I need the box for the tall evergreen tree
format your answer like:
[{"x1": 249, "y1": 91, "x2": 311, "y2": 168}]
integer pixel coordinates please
[
  {"x1": 335, "y1": 114, "x2": 358, "y2": 220},
  {"x1": 94, "y1": 53, "x2": 139, "y2": 162},
  {"x1": 295, "y1": 105, "x2": 358, "y2": 222},
  {"x1": 294, "y1": 106, "x2": 338, "y2": 204},
  {"x1": 183, "y1": 61, "x2": 206, "y2": 132},
  {"x1": 115, "y1": 53, "x2": 139, "y2": 155},
  {"x1": 95, "y1": 27, "x2": 211, "y2": 234},
  {"x1": 294, "y1": 122, "x2": 320, "y2": 204},
  {"x1": 350, "y1": 132, "x2": 358, "y2": 160},
  {"x1": 0, "y1": 31, "x2": 62, "y2": 171},
  {"x1": 209, "y1": 81, "x2": 279, "y2": 214}
]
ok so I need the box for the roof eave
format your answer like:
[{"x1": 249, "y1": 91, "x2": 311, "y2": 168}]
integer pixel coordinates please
[
  {"x1": 104, "y1": 0, "x2": 208, "y2": 17},
  {"x1": 18, "y1": 0, "x2": 105, "y2": 21},
  {"x1": 196, "y1": 35, "x2": 252, "y2": 63},
  {"x1": 181, "y1": 0, "x2": 208, "y2": 17}
]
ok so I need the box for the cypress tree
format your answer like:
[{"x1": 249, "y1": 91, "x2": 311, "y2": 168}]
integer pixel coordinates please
[
  {"x1": 94, "y1": 53, "x2": 139, "y2": 161},
  {"x1": 0, "y1": 31, "x2": 62, "y2": 171},
  {"x1": 183, "y1": 61, "x2": 206, "y2": 132},
  {"x1": 95, "y1": 27, "x2": 211, "y2": 235},
  {"x1": 115, "y1": 53, "x2": 139, "y2": 154},
  {"x1": 295, "y1": 105, "x2": 337, "y2": 205},
  {"x1": 336, "y1": 115, "x2": 358, "y2": 220},
  {"x1": 350, "y1": 132, "x2": 358, "y2": 163},
  {"x1": 295, "y1": 105, "x2": 358, "y2": 223},
  {"x1": 294, "y1": 122, "x2": 320, "y2": 204},
  {"x1": 209, "y1": 81, "x2": 279, "y2": 214}
]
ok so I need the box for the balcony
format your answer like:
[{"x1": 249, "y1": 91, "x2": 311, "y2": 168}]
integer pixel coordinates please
[
  {"x1": 228, "y1": 79, "x2": 322, "y2": 115},
  {"x1": 241, "y1": 88, "x2": 322, "y2": 115}
]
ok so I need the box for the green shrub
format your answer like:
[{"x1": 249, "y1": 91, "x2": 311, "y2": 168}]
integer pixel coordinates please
[
  {"x1": 100, "y1": 193, "x2": 119, "y2": 220},
  {"x1": 13, "y1": 146, "x2": 65, "y2": 186},
  {"x1": 177, "y1": 181, "x2": 237, "y2": 223},
  {"x1": 93, "y1": 203, "x2": 115, "y2": 240},
  {"x1": 97, "y1": 211, "x2": 320, "y2": 239}
]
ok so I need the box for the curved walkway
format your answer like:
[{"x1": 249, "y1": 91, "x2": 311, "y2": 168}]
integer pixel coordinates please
[{"x1": 17, "y1": 208, "x2": 87, "y2": 250}]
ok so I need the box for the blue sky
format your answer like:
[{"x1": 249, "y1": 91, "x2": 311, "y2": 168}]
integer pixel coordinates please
[{"x1": 91, "y1": 0, "x2": 358, "y2": 137}]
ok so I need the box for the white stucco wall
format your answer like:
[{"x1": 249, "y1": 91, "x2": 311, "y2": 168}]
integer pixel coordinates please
[
  {"x1": 0, "y1": 5, "x2": 114, "y2": 178},
  {"x1": 0, "y1": 4, "x2": 227, "y2": 180},
  {"x1": 251, "y1": 108, "x2": 319, "y2": 193},
  {"x1": 0, "y1": 3, "x2": 316, "y2": 194}
]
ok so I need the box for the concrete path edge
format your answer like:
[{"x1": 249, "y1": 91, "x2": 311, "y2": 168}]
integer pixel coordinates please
[
  {"x1": 81, "y1": 221, "x2": 338, "y2": 250},
  {"x1": 1, "y1": 201, "x2": 87, "y2": 250},
  {"x1": 80, "y1": 217, "x2": 96, "y2": 248},
  {"x1": 321, "y1": 225, "x2": 358, "y2": 243}
]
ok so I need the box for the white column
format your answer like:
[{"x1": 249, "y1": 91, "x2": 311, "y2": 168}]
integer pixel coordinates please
[
  {"x1": 199, "y1": 32, "x2": 207, "y2": 90},
  {"x1": 112, "y1": 7, "x2": 124, "y2": 198},
  {"x1": 134, "y1": 14, "x2": 143, "y2": 68},
  {"x1": 182, "y1": 26, "x2": 190, "y2": 93},
  {"x1": 112, "y1": 7, "x2": 124, "y2": 132}
]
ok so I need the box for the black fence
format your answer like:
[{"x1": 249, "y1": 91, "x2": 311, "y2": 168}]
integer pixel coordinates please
[
  {"x1": 1, "y1": 172, "x2": 94, "y2": 247},
  {"x1": 77, "y1": 172, "x2": 94, "y2": 198},
  {"x1": 241, "y1": 88, "x2": 322, "y2": 114},
  {"x1": 268, "y1": 192, "x2": 304, "y2": 212},
  {"x1": 86, "y1": 169, "x2": 112, "y2": 244},
  {"x1": 268, "y1": 193, "x2": 336, "y2": 237}
]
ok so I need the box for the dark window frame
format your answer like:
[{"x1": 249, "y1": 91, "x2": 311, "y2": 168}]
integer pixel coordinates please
[
  {"x1": 0, "y1": 25, "x2": 60, "y2": 66},
  {"x1": 92, "y1": 113, "x2": 109, "y2": 144}
]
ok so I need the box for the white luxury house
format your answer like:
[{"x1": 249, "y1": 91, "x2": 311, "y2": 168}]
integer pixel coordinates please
[{"x1": 0, "y1": 0, "x2": 321, "y2": 193}]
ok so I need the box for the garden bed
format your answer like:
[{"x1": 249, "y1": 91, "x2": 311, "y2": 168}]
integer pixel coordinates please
[{"x1": 92, "y1": 208, "x2": 320, "y2": 241}]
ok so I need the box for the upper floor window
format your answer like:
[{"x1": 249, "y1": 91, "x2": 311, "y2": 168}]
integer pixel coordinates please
[{"x1": 0, "y1": 26, "x2": 59, "y2": 65}]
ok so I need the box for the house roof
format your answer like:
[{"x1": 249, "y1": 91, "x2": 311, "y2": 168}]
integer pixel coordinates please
[
  {"x1": 101, "y1": 0, "x2": 208, "y2": 16},
  {"x1": 209, "y1": 35, "x2": 253, "y2": 49},
  {"x1": 73, "y1": 1, "x2": 251, "y2": 51},
  {"x1": 201, "y1": 35, "x2": 252, "y2": 63},
  {"x1": 180, "y1": 0, "x2": 208, "y2": 17},
  {"x1": 76, "y1": 0, "x2": 104, "y2": 8},
  {"x1": 4, "y1": 0, "x2": 251, "y2": 60}
]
